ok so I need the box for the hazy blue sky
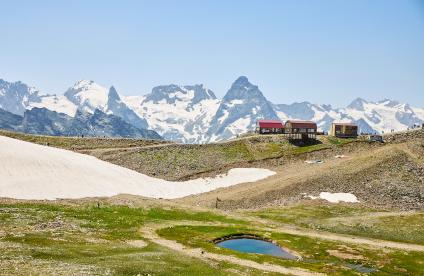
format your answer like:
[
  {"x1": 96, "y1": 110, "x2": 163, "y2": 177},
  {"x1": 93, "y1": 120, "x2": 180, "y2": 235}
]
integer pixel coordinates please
[{"x1": 1, "y1": 0, "x2": 423, "y2": 107}]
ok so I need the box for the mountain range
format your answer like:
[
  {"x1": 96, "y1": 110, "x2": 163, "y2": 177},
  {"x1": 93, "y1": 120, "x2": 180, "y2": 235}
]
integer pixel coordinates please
[{"x1": 1, "y1": 77, "x2": 423, "y2": 143}]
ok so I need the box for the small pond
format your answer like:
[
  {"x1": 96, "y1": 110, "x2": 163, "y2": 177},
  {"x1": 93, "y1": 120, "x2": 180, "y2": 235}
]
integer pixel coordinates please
[{"x1": 216, "y1": 238, "x2": 297, "y2": 259}]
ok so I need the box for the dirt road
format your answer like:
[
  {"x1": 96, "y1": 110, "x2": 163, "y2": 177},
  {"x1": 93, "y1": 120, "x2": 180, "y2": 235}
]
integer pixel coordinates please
[{"x1": 142, "y1": 216, "x2": 424, "y2": 276}]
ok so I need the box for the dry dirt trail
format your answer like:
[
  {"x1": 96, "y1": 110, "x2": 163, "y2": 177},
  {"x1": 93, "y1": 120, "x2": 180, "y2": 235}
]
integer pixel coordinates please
[
  {"x1": 141, "y1": 221, "x2": 324, "y2": 276},
  {"x1": 141, "y1": 217, "x2": 424, "y2": 276},
  {"x1": 269, "y1": 224, "x2": 424, "y2": 252},
  {"x1": 221, "y1": 211, "x2": 424, "y2": 252}
]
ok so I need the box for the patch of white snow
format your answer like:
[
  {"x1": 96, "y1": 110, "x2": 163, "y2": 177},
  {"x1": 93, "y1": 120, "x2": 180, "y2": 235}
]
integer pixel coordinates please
[
  {"x1": 309, "y1": 192, "x2": 359, "y2": 203},
  {"x1": 0, "y1": 136, "x2": 276, "y2": 200}
]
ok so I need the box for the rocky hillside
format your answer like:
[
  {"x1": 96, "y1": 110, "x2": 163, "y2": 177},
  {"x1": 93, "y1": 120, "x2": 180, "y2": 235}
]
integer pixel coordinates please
[{"x1": 179, "y1": 129, "x2": 424, "y2": 211}]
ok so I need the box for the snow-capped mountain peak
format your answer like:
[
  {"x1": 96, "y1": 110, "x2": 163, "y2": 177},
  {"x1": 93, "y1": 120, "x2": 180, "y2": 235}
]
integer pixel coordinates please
[
  {"x1": 72, "y1": 79, "x2": 95, "y2": 89},
  {"x1": 183, "y1": 84, "x2": 217, "y2": 104},
  {"x1": 105, "y1": 85, "x2": 148, "y2": 130},
  {"x1": 1, "y1": 77, "x2": 423, "y2": 143},
  {"x1": 0, "y1": 79, "x2": 42, "y2": 115},
  {"x1": 124, "y1": 83, "x2": 221, "y2": 143},
  {"x1": 347, "y1": 97, "x2": 368, "y2": 111},
  {"x1": 143, "y1": 84, "x2": 216, "y2": 106},
  {"x1": 378, "y1": 99, "x2": 401, "y2": 108},
  {"x1": 107, "y1": 86, "x2": 121, "y2": 103},
  {"x1": 64, "y1": 80, "x2": 109, "y2": 113},
  {"x1": 207, "y1": 76, "x2": 279, "y2": 141},
  {"x1": 223, "y1": 76, "x2": 263, "y2": 101}
]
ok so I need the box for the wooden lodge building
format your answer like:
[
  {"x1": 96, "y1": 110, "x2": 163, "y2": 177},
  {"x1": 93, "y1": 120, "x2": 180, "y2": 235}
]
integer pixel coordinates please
[
  {"x1": 256, "y1": 120, "x2": 284, "y2": 134},
  {"x1": 256, "y1": 119, "x2": 318, "y2": 140},
  {"x1": 329, "y1": 122, "x2": 358, "y2": 138},
  {"x1": 284, "y1": 120, "x2": 318, "y2": 140}
]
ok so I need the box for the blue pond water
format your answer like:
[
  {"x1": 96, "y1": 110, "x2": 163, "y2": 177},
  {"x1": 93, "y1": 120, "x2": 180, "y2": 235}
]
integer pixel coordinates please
[{"x1": 216, "y1": 238, "x2": 297, "y2": 259}]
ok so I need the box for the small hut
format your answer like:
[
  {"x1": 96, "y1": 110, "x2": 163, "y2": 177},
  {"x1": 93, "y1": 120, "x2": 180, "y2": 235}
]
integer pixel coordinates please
[
  {"x1": 256, "y1": 120, "x2": 285, "y2": 134},
  {"x1": 330, "y1": 123, "x2": 358, "y2": 138},
  {"x1": 285, "y1": 120, "x2": 317, "y2": 140}
]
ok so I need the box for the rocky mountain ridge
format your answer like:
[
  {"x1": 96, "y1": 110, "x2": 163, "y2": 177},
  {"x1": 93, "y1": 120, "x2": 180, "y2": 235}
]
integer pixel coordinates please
[
  {"x1": 1, "y1": 77, "x2": 423, "y2": 142},
  {"x1": 0, "y1": 107, "x2": 161, "y2": 139}
]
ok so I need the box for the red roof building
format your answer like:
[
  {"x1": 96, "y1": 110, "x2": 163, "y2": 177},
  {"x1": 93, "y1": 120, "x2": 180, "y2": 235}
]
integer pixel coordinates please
[
  {"x1": 257, "y1": 120, "x2": 284, "y2": 129},
  {"x1": 256, "y1": 120, "x2": 284, "y2": 134}
]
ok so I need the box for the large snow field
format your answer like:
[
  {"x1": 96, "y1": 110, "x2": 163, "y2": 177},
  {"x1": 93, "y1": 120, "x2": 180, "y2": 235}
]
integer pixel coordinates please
[{"x1": 0, "y1": 136, "x2": 275, "y2": 200}]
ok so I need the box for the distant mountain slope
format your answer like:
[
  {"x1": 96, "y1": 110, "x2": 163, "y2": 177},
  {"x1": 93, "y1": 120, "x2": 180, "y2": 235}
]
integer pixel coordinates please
[
  {"x1": 274, "y1": 98, "x2": 424, "y2": 135},
  {"x1": 62, "y1": 80, "x2": 149, "y2": 129},
  {"x1": 341, "y1": 98, "x2": 424, "y2": 133},
  {"x1": 123, "y1": 84, "x2": 220, "y2": 143},
  {"x1": 0, "y1": 79, "x2": 42, "y2": 115},
  {"x1": 0, "y1": 107, "x2": 161, "y2": 139},
  {"x1": 0, "y1": 108, "x2": 22, "y2": 131},
  {"x1": 29, "y1": 94, "x2": 77, "y2": 116},
  {"x1": 0, "y1": 79, "x2": 156, "y2": 138},
  {"x1": 1, "y1": 77, "x2": 423, "y2": 142}
]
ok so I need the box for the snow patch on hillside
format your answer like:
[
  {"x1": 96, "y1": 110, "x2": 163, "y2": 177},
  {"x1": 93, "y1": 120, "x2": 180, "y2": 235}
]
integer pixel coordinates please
[
  {"x1": 309, "y1": 192, "x2": 359, "y2": 203},
  {"x1": 0, "y1": 136, "x2": 275, "y2": 200}
]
